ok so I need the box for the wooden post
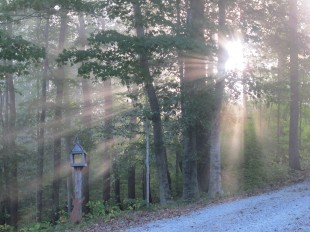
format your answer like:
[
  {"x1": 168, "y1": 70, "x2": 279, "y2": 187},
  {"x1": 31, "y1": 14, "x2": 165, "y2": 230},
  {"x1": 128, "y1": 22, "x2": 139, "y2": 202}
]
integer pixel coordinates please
[{"x1": 70, "y1": 167, "x2": 83, "y2": 223}]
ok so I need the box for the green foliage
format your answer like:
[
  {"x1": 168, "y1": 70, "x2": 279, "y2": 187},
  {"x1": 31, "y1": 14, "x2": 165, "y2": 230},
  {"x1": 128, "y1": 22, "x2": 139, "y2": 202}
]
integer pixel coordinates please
[
  {"x1": 122, "y1": 199, "x2": 147, "y2": 211},
  {"x1": 105, "y1": 205, "x2": 121, "y2": 219},
  {"x1": 0, "y1": 224, "x2": 14, "y2": 232},
  {"x1": 87, "y1": 200, "x2": 122, "y2": 220},
  {"x1": 58, "y1": 29, "x2": 209, "y2": 84},
  {"x1": 182, "y1": 81, "x2": 215, "y2": 128},
  {"x1": 106, "y1": 0, "x2": 177, "y2": 29},
  {"x1": 19, "y1": 222, "x2": 53, "y2": 232},
  {"x1": 264, "y1": 162, "x2": 289, "y2": 184},
  {"x1": 87, "y1": 200, "x2": 106, "y2": 219},
  {"x1": 0, "y1": 30, "x2": 45, "y2": 77},
  {"x1": 56, "y1": 210, "x2": 69, "y2": 225}
]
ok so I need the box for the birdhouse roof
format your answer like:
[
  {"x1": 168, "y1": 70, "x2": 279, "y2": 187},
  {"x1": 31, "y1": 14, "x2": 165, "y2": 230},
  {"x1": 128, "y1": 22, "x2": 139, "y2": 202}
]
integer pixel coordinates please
[{"x1": 71, "y1": 143, "x2": 87, "y2": 154}]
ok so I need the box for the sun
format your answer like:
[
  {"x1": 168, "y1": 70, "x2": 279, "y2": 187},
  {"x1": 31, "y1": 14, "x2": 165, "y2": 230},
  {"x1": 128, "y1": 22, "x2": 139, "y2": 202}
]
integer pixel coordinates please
[{"x1": 225, "y1": 40, "x2": 246, "y2": 71}]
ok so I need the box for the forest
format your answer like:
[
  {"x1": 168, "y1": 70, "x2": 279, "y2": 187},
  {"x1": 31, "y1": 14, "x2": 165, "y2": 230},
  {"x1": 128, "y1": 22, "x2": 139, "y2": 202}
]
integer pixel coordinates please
[{"x1": 0, "y1": 0, "x2": 310, "y2": 230}]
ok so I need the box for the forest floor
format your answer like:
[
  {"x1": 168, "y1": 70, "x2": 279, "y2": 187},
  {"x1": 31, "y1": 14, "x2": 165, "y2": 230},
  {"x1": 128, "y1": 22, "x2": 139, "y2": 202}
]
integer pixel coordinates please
[{"x1": 84, "y1": 169, "x2": 310, "y2": 232}]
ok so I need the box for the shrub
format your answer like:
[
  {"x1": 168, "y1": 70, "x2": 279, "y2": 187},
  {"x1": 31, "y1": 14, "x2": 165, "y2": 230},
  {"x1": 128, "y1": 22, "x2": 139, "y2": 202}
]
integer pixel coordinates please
[
  {"x1": 87, "y1": 200, "x2": 106, "y2": 219},
  {"x1": 19, "y1": 222, "x2": 52, "y2": 232},
  {"x1": 122, "y1": 199, "x2": 146, "y2": 211},
  {"x1": 0, "y1": 224, "x2": 14, "y2": 232}
]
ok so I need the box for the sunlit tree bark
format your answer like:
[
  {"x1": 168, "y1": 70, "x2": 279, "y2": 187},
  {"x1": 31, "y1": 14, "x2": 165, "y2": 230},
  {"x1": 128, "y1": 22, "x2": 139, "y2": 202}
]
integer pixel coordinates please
[{"x1": 208, "y1": 0, "x2": 226, "y2": 196}]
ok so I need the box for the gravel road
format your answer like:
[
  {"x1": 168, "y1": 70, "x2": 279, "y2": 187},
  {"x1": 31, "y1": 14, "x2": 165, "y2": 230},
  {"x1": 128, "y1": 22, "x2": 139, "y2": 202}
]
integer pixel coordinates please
[{"x1": 126, "y1": 181, "x2": 310, "y2": 232}]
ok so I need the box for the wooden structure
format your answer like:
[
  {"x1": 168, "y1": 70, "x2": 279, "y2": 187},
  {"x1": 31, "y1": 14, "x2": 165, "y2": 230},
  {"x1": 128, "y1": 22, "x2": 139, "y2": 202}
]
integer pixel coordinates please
[{"x1": 69, "y1": 139, "x2": 87, "y2": 223}]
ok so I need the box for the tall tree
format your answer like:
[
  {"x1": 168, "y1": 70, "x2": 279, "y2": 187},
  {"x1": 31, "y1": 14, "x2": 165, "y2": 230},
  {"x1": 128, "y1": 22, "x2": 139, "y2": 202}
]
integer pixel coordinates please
[
  {"x1": 288, "y1": 0, "x2": 301, "y2": 170},
  {"x1": 6, "y1": 69, "x2": 18, "y2": 228},
  {"x1": 133, "y1": 1, "x2": 172, "y2": 204},
  {"x1": 125, "y1": 85, "x2": 138, "y2": 200},
  {"x1": 63, "y1": 84, "x2": 74, "y2": 216},
  {"x1": 4, "y1": 22, "x2": 18, "y2": 228},
  {"x1": 102, "y1": 79, "x2": 113, "y2": 202},
  {"x1": 182, "y1": 0, "x2": 206, "y2": 201},
  {"x1": 78, "y1": 13, "x2": 91, "y2": 213},
  {"x1": 36, "y1": 16, "x2": 49, "y2": 222},
  {"x1": 208, "y1": 0, "x2": 226, "y2": 196},
  {"x1": 0, "y1": 81, "x2": 11, "y2": 226},
  {"x1": 127, "y1": 94, "x2": 137, "y2": 200},
  {"x1": 52, "y1": 9, "x2": 68, "y2": 223}
]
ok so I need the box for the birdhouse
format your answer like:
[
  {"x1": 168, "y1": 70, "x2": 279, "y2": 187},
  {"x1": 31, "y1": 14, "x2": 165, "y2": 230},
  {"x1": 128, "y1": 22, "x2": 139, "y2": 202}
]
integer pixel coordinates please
[{"x1": 70, "y1": 141, "x2": 87, "y2": 167}]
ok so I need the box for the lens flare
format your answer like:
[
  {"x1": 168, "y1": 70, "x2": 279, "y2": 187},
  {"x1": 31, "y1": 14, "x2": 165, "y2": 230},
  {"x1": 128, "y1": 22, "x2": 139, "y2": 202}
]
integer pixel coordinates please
[{"x1": 225, "y1": 40, "x2": 246, "y2": 71}]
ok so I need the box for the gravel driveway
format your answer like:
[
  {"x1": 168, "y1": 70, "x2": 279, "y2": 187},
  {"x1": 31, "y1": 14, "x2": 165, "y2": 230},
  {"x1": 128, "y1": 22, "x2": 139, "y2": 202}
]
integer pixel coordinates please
[{"x1": 126, "y1": 181, "x2": 310, "y2": 232}]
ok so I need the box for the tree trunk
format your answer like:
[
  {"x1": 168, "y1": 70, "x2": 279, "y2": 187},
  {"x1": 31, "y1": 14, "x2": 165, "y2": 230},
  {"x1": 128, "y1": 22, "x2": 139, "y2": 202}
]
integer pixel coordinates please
[
  {"x1": 175, "y1": 149, "x2": 182, "y2": 197},
  {"x1": 127, "y1": 167, "x2": 135, "y2": 199},
  {"x1": 0, "y1": 140, "x2": 4, "y2": 224},
  {"x1": 7, "y1": 74, "x2": 18, "y2": 227},
  {"x1": 0, "y1": 82, "x2": 9, "y2": 225},
  {"x1": 127, "y1": 86, "x2": 137, "y2": 200},
  {"x1": 103, "y1": 79, "x2": 113, "y2": 202},
  {"x1": 2, "y1": 84, "x2": 11, "y2": 225},
  {"x1": 276, "y1": 97, "x2": 281, "y2": 162},
  {"x1": 182, "y1": 0, "x2": 206, "y2": 201},
  {"x1": 182, "y1": 123, "x2": 199, "y2": 201},
  {"x1": 175, "y1": 0, "x2": 185, "y2": 197},
  {"x1": 113, "y1": 162, "x2": 121, "y2": 205},
  {"x1": 52, "y1": 79, "x2": 63, "y2": 224},
  {"x1": 197, "y1": 127, "x2": 210, "y2": 193},
  {"x1": 208, "y1": 0, "x2": 227, "y2": 197},
  {"x1": 0, "y1": 99, "x2": 4, "y2": 223},
  {"x1": 133, "y1": 2, "x2": 171, "y2": 205},
  {"x1": 81, "y1": 78, "x2": 91, "y2": 213},
  {"x1": 145, "y1": 83, "x2": 172, "y2": 204},
  {"x1": 4, "y1": 22, "x2": 19, "y2": 228},
  {"x1": 276, "y1": 55, "x2": 281, "y2": 161},
  {"x1": 102, "y1": 157, "x2": 111, "y2": 202},
  {"x1": 142, "y1": 168, "x2": 152, "y2": 203},
  {"x1": 64, "y1": 136, "x2": 73, "y2": 216},
  {"x1": 52, "y1": 10, "x2": 68, "y2": 223},
  {"x1": 64, "y1": 76, "x2": 73, "y2": 216},
  {"x1": 78, "y1": 13, "x2": 91, "y2": 213},
  {"x1": 299, "y1": 97, "x2": 302, "y2": 148},
  {"x1": 288, "y1": 0, "x2": 301, "y2": 170},
  {"x1": 144, "y1": 118, "x2": 150, "y2": 207},
  {"x1": 36, "y1": 17, "x2": 49, "y2": 222}
]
